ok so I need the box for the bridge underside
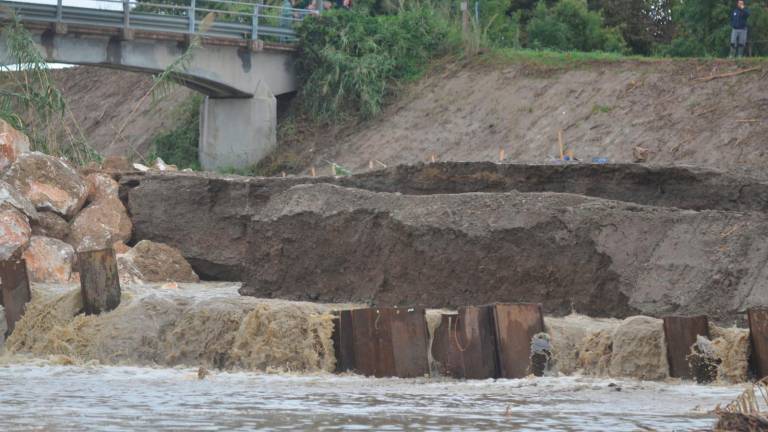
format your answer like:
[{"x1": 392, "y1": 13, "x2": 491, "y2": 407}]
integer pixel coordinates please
[{"x1": 0, "y1": 25, "x2": 298, "y2": 170}]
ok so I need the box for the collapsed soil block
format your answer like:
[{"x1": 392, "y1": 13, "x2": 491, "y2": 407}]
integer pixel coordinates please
[
  {"x1": 123, "y1": 162, "x2": 768, "y2": 284},
  {"x1": 748, "y1": 308, "x2": 768, "y2": 379},
  {"x1": 240, "y1": 183, "x2": 768, "y2": 322},
  {"x1": 430, "y1": 305, "x2": 499, "y2": 379},
  {"x1": 493, "y1": 303, "x2": 545, "y2": 379},
  {"x1": 0, "y1": 258, "x2": 31, "y2": 336},
  {"x1": 662, "y1": 315, "x2": 709, "y2": 379},
  {"x1": 78, "y1": 248, "x2": 121, "y2": 315},
  {"x1": 334, "y1": 307, "x2": 430, "y2": 378}
]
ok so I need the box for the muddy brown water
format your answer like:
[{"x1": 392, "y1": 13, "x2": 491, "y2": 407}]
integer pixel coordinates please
[{"x1": 0, "y1": 364, "x2": 747, "y2": 431}]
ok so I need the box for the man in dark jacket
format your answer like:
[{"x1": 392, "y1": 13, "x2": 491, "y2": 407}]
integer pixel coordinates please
[{"x1": 730, "y1": 0, "x2": 750, "y2": 57}]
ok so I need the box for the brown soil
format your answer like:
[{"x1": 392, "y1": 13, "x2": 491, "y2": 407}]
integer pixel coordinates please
[
  {"x1": 280, "y1": 58, "x2": 768, "y2": 178},
  {"x1": 238, "y1": 183, "x2": 768, "y2": 322},
  {"x1": 46, "y1": 67, "x2": 190, "y2": 158}
]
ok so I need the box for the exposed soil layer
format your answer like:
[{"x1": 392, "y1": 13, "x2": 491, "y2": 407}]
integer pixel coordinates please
[
  {"x1": 120, "y1": 162, "x2": 768, "y2": 282},
  {"x1": 240, "y1": 183, "x2": 768, "y2": 322},
  {"x1": 46, "y1": 67, "x2": 189, "y2": 157},
  {"x1": 286, "y1": 59, "x2": 768, "y2": 178}
]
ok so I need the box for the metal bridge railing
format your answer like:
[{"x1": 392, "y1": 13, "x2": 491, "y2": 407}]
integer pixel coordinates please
[{"x1": 0, "y1": 0, "x2": 315, "y2": 42}]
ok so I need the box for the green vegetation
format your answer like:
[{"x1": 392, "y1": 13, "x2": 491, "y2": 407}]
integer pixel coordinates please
[
  {"x1": 295, "y1": 7, "x2": 459, "y2": 121},
  {"x1": 527, "y1": 0, "x2": 625, "y2": 52},
  {"x1": 149, "y1": 94, "x2": 202, "y2": 170},
  {"x1": 0, "y1": 17, "x2": 99, "y2": 165}
]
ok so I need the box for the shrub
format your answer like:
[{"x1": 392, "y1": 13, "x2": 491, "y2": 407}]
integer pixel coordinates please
[
  {"x1": 150, "y1": 94, "x2": 202, "y2": 170},
  {"x1": 527, "y1": 0, "x2": 626, "y2": 52},
  {"x1": 295, "y1": 7, "x2": 457, "y2": 121}
]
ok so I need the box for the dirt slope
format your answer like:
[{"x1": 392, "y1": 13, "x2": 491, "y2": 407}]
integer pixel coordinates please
[
  {"x1": 48, "y1": 67, "x2": 190, "y2": 158},
  {"x1": 290, "y1": 58, "x2": 768, "y2": 177}
]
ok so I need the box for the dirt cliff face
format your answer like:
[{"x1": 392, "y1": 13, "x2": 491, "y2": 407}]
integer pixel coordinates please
[
  {"x1": 120, "y1": 162, "x2": 768, "y2": 290},
  {"x1": 240, "y1": 183, "x2": 768, "y2": 322}
]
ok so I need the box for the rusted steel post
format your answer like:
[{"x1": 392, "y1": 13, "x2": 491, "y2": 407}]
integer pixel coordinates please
[
  {"x1": 662, "y1": 315, "x2": 709, "y2": 379},
  {"x1": 347, "y1": 307, "x2": 429, "y2": 378},
  {"x1": 749, "y1": 308, "x2": 768, "y2": 379},
  {"x1": 0, "y1": 258, "x2": 32, "y2": 336},
  {"x1": 431, "y1": 305, "x2": 499, "y2": 379},
  {"x1": 493, "y1": 303, "x2": 545, "y2": 379},
  {"x1": 332, "y1": 310, "x2": 356, "y2": 373},
  {"x1": 78, "y1": 248, "x2": 121, "y2": 315}
]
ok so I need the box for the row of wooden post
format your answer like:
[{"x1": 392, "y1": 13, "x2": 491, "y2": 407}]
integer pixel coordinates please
[
  {"x1": 333, "y1": 305, "x2": 768, "y2": 381},
  {"x1": 0, "y1": 248, "x2": 121, "y2": 337}
]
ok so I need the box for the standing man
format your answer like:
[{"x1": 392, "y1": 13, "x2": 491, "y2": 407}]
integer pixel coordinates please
[{"x1": 730, "y1": 0, "x2": 750, "y2": 57}]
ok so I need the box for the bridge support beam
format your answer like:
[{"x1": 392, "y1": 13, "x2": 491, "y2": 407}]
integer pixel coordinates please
[{"x1": 199, "y1": 85, "x2": 277, "y2": 171}]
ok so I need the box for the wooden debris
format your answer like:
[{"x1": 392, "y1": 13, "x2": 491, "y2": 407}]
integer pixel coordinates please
[{"x1": 695, "y1": 67, "x2": 760, "y2": 82}]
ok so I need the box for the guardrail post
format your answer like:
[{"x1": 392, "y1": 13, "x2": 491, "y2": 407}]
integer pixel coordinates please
[
  {"x1": 54, "y1": 0, "x2": 67, "y2": 34},
  {"x1": 122, "y1": 0, "x2": 134, "y2": 40},
  {"x1": 251, "y1": 3, "x2": 259, "y2": 40},
  {"x1": 189, "y1": 0, "x2": 196, "y2": 34}
]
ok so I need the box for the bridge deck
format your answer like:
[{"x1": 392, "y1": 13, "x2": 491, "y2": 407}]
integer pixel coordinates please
[{"x1": 0, "y1": 0, "x2": 309, "y2": 50}]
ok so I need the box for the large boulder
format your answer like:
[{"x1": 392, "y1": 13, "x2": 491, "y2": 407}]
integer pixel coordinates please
[
  {"x1": 0, "y1": 119, "x2": 30, "y2": 172},
  {"x1": 2, "y1": 152, "x2": 87, "y2": 218},
  {"x1": 22, "y1": 236, "x2": 76, "y2": 283},
  {"x1": 85, "y1": 172, "x2": 119, "y2": 203},
  {"x1": 0, "y1": 208, "x2": 31, "y2": 260},
  {"x1": 608, "y1": 316, "x2": 668, "y2": 380},
  {"x1": 118, "y1": 240, "x2": 199, "y2": 283},
  {"x1": 31, "y1": 211, "x2": 69, "y2": 241},
  {"x1": 239, "y1": 183, "x2": 768, "y2": 321},
  {"x1": 68, "y1": 197, "x2": 132, "y2": 252},
  {"x1": 0, "y1": 179, "x2": 37, "y2": 220}
]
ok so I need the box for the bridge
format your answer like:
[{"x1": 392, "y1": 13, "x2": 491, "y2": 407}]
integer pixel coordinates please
[{"x1": 0, "y1": 0, "x2": 312, "y2": 170}]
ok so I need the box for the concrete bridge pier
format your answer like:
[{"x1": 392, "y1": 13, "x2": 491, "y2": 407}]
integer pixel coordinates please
[{"x1": 199, "y1": 83, "x2": 276, "y2": 171}]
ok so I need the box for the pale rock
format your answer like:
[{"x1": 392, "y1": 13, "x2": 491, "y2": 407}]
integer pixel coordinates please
[
  {"x1": 85, "y1": 172, "x2": 119, "y2": 203},
  {"x1": 118, "y1": 240, "x2": 198, "y2": 283},
  {"x1": 2, "y1": 152, "x2": 87, "y2": 218},
  {"x1": 0, "y1": 179, "x2": 38, "y2": 220},
  {"x1": 0, "y1": 208, "x2": 31, "y2": 260},
  {"x1": 68, "y1": 197, "x2": 132, "y2": 252},
  {"x1": 0, "y1": 119, "x2": 30, "y2": 172},
  {"x1": 133, "y1": 163, "x2": 149, "y2": 172},
  {"x1": 609, "y1": 316, "x2": 669, "y2": 380},
  {"x1": 31, "y1": 211, "x2": 69, "y2": 240},
  {"x1": 22, "y1": 236, "x2": 75, "y2": 283}
]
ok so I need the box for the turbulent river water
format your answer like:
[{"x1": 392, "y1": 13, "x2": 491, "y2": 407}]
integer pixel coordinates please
[
  {"x1": 0, "y1": 363, "x2": 745, "y2": 431},
  {"x1": 0, "y1": 283, "x2": 749, "y2": 430}
]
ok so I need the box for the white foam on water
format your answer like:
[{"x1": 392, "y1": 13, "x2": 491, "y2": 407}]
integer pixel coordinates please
[{"x1": 0, "y1": 362, "x2": 747, "y2": 431}]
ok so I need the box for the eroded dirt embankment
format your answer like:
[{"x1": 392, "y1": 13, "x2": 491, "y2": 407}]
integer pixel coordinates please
[
  {"x1": 119, "y1": 162, "x2": 768, "y2": 281},
  {"x1": 119, "y1": 163, "x2": 768, "y2": 322},
  {"x1": 241, "y1": 183, "x2": 768, "y2": 322}
]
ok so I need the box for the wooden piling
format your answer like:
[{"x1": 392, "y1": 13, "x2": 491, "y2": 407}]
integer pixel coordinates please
[
  {"x1": 78, "y1": 248, "x2": 121, "y2": 315},
  {"x1": 493, "y1": 303, "x2": 544, "y2": 379},
  {"x1": 0, "y1": 258, "x2": 32, "y2": 336},
  {"x1": 347, "y1": 307, "x2": 429, "y2": 378},
  {"x1": 662, "y1": 315, "x2": 709, "y2": 379},
  {"x1": 431, "y1": 305, "x2": 499, "y2": 379},
  {"x1": 749, "y1": 308, "x2": 768, "y2": 379}
]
